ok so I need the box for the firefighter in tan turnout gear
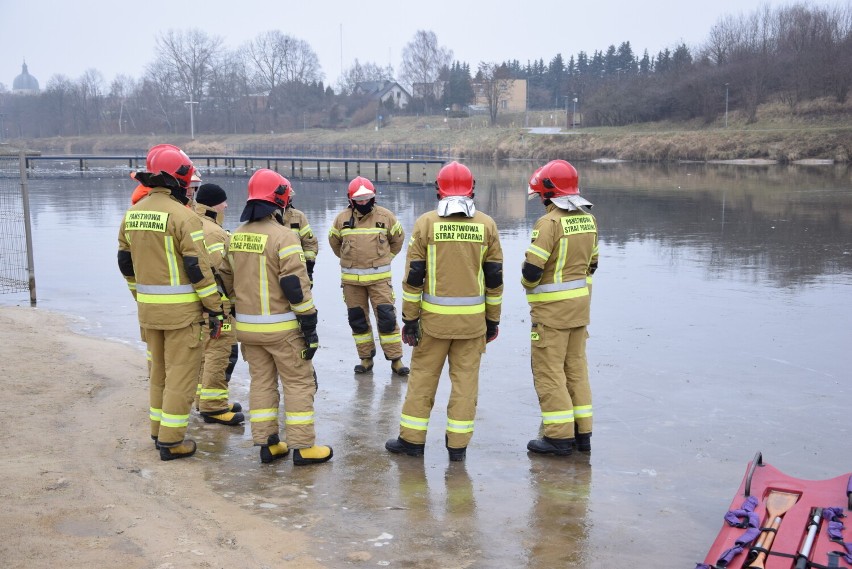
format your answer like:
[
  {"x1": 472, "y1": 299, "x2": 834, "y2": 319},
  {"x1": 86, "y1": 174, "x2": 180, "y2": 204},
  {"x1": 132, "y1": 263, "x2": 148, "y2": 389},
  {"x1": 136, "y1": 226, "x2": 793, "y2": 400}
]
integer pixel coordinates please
[
  {"x1": 328, "y1": 176, "x2": 409, "y2": 375},
  {"x1": 523, "y1": 159, "x2": 598, "y2": 457},
  {"x1": 218, "y1": 169, "x2": 332, "y2": 466},
  {"x1": 117, "y1": 144, "x2": 226, "y2": 461},
  {"x1": 192, "y1": 184, "x2": 244, "y2": 426},
  {"x1": 282, "y1": 193, "x2": 318, "y2": 286},
  {"x1": 386, "y1": 161, "x2": 503, "y2": 462}
]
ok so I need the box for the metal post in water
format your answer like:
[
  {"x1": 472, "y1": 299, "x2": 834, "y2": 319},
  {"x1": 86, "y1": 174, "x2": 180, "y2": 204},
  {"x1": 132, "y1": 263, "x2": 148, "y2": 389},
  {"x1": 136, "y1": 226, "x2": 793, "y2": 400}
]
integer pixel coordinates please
[{"x1": 18, "y1": 152, "x2": 37, "y2": 306}]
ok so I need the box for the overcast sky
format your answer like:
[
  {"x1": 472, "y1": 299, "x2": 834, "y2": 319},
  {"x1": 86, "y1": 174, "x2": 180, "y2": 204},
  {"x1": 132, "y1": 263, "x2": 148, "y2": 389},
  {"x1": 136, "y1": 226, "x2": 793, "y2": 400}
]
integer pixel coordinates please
[{"x1": 0, "y1": 0, "x2": 838, "y2": 91}]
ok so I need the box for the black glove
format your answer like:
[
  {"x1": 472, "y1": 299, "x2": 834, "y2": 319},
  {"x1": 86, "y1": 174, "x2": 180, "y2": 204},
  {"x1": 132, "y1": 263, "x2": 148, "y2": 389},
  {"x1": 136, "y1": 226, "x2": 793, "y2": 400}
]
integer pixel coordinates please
[
  {"x1": 306, "y1": 260, "x2": 315, "y2": 288},
  {"x1": 208, "y1": 311, "x2": 225, "y2": 340},
  {"x1": 298, "y1": 313, "x2": 319, "y2": 360},
  {"x1": 402, "y1": 319, "x2": 421, "y2": 347},
  {"x1": 589, "y1": 261, "x2": 598, "y2": 275},
  {"x1": 486, "y1": 319, "x2": 499, "y2": 343}
]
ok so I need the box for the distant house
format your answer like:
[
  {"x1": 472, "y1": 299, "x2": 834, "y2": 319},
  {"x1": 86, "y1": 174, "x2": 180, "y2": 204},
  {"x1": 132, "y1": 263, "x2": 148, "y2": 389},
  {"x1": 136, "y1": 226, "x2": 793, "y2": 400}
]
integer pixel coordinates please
[
  {"x1": 411, "y1": 81, "x2": 446, "y2": 101},
  {"x1": 472, "y1": 78, "x2": 527, "y2": 113},
  {"x1": 353, "y1": 80, "x2": 411, "y2": 110}
]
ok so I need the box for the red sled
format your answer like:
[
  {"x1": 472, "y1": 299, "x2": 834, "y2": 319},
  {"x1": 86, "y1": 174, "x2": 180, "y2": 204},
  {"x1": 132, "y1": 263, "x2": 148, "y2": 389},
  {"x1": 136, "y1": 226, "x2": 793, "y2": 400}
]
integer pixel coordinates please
[{"x1": 698, "y1": 452, "x2": 852, "y2": 569}]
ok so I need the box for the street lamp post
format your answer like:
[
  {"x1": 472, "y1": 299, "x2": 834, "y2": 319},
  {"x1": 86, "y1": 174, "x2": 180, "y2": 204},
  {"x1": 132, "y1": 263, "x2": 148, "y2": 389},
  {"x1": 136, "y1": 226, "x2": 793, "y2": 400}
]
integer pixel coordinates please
[
  {"x1": 0, "y1": 113, "x2": 5, "y2": 142},
  {"x1": 725, "y1": 83, "x2": 729, "y2": 128},
  {"x1": 572, "y1": 97, "x2": 578, "y2": 129},
  {"x1": 185, "y1": 95, "x2": 198, "y2": 140}
]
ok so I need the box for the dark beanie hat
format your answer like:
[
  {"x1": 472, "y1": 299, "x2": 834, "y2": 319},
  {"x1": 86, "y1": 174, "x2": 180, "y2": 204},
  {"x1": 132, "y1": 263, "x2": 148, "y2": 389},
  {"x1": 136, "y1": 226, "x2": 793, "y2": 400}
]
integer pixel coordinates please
[{"x1": 195, "y1": 183, "x2": 227, "y2": 207}]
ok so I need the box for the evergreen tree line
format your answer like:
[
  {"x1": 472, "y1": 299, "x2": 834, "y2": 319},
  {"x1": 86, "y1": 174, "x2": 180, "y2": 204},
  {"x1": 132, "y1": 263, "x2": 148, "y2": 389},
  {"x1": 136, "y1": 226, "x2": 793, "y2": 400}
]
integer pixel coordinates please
[{"x1": 1, "y1": 3, "x2": 849, "y2": 139}]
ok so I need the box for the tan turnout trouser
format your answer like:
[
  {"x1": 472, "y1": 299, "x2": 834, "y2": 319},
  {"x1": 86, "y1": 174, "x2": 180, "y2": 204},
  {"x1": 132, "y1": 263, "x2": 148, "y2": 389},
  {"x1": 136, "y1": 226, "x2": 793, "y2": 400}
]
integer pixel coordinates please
[
  {"x1": 146, "y1": 323, "x2": 204, "y2": 445},
  {"x1": 242, "y1": 330, "x2": 317, "y2": 448},
  {"x1": 531, "y1": 323, "x2": 592, "y2": 439},
  {"x1": 197, "y1": 315, "x2": 236, "y2": 414},
  {"x1": 342, "y1": 281, "x2": 402, "y2": 361},
  {"x1": 399, "y1": 333, "x2": 486, "y2": 449}
]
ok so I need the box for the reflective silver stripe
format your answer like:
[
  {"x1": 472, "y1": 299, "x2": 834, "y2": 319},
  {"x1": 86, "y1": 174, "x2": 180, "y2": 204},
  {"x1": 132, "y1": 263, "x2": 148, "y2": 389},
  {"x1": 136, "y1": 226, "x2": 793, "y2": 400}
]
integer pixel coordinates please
[
  {"x1": 422, "y1": 293, "x2": 485, "y2": 306},
  {"x1": 528, "y1": 278, "x2": 587, "y2": 295},
  {"x1": 341, "y1": 264, "x2": 392, "y2": 275},
  {"x1": 235, "y1": 312, "x2": 297, "y2": 324},
  {"x1": 136, "y1": 284, "x2": 195, "y2": 294}
]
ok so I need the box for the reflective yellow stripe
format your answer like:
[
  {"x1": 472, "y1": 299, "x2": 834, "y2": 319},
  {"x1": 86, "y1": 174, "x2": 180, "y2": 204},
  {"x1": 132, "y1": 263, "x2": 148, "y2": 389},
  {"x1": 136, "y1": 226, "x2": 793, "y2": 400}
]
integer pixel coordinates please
[
  {"x1": 422, "y1": 300, "x2": 485, "y2": 315},
  {"x1": 400, "y1": 413, "x2": 429, "y2": 431},
  {"x1": 291, "y1": 299, "x2": 315, "y2": 313},
  {"x1": 379, "y1": 333, "x2": 401, "y2": 344},
  {"x1": 554, "y1": 239, "x2": 568, "y2": 283},
  {"x1": 574, "y1": 405, "x2": 593, "y2": 418},
  {"x1": 146, "y1": 349, "x2": 151, "y2": 362},
  {"x1": 285, "y1": 411, "x2": 315, "y2": 425},
  {"x1": 427, "y1": 245, "x2": 436, "y2": 294},
  {"x1": 250, "y1": 408, "x2": 278, "y2": 422},
  {"x1": 137, "y1": 292, "x2": 200, "y2": 304},
  {"x1": 521, "y1": 277, "x2": 538, "y2": 288},
  {"x1": 127, "y1": 281, "x2": 137, "y2": 291},
  {"x1": 485, "y1": 295, "x2": 502, "y2": 305},
  {"x1": 527, "y1": 244, "x2": 550, "y2": 261},
  {"x1": 149, "y1": 408, "x2": 162, "y2": 422},
  {"x1": 196, "y1": 283, "x2": 218, "y2": 298},
  {"x1": 447, "y1": 418, "x2": 474, "y2": 433},
  {"x1": 278, "y1": 244, "x2": 303, "y2": 259},
  {"x1": 402, "y1": 291, "x2": 422, "y2": 303},
  {"x1": 161, "y1": 411, "x2": 190, "y2": 428},
  {"x1": 329, "y1": 227, "x2": 341, "y2": 238},
  {"x1": 207, "y1": 242, "x2": 225, "y2": 254},
  {"x1": 200, "y1": 389, "x2": 228, "y2": 401},
  {"x1": 542, "y1": 410, "x2": 574, "y2": 424},
  {"x1": 353, "y1": 333, "x2": 373, "y2": 344},
  {"x1": 190, "y1": 230, "x2": 205, "y2": 242},
  {"x1": 164, "y1": 236, "x2": 179, "y2": 285},
  {"x1": 390, "y1": 221, "x2": 402, "y2": 235},
  {"x1": 258, "y1": 256, "x2": 269, "y2": 314},
  {"x1": 340, "y1": 227, "x2": 385, "y2": 236},
  {"x1": 235, "y1": 320, "x2": 300, "y2": 333},
  {"x1": 342, "y1": 271, "x2": 391, "y2": 283},
  {"x1": 298, "y1": 225, "x2": 313, "y2": 237},
  {"x1": 304, "y1": 250, "x2": 317, "y2": 260},
  {"x1": 526, "y1": 288, "x2": 589, "y2": 303}
]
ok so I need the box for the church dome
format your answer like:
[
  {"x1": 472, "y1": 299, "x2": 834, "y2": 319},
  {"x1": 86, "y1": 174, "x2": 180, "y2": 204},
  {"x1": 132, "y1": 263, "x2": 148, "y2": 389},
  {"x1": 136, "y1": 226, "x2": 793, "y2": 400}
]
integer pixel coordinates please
[{"x1": 12, "y1": 61, "x2": 39, "y2": 93}]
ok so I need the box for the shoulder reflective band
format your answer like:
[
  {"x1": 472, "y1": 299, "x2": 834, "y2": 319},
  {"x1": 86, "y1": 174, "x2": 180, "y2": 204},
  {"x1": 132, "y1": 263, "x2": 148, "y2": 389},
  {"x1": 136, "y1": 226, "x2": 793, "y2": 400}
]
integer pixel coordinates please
[
  {"x1": 560, "y1": 214, "x2": 596, "y2": 235},
  {"x1": 135, "y1": 283, "x2": 199, "y2": 304},
  {"x1": 234, "y1": 311, "x2": 299, "y2": 333},
  {"x1": 422, "y1": 293, "x2": 485, "y2": 315},
  {"x1": 230, "y1": 232, "x2": 268, "y2": 253},
  {"x1": 124, "y1": 210, "x2": 168, "y2": 232},
  {"x1": 432, "y1": 222, "x2": 485, "y2": 242}
]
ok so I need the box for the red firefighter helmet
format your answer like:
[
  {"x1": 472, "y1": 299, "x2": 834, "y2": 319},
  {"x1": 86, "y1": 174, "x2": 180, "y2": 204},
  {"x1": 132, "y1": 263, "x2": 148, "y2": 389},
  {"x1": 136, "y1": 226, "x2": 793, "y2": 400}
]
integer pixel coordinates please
[
  {"x1": 247, "y1": 169, "x2": 291, "y2": 208},
  {"x1": 435, "y1": 161, "x2": 475, "y2": 199},
  {"x1": 347, "y1": 176, "x2": 376, "y2": 201},
  {"x1": 146, "y1": 144, "x2": 195, "y2": 188},
  {"x1": 527, "y1": 166, "x2": 545, "y2": 199},
  {"x1": 536, "y1": 159, "x2": 579, "y2": 197}
]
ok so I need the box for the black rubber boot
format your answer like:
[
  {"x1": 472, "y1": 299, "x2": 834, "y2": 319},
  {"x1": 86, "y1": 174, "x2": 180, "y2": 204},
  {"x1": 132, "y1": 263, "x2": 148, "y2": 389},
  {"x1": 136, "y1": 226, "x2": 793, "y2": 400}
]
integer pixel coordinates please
[
  {"x1": 527, "y1": 436, "x2": 574, "y2": 456},
  {"x1": 445, "y1": 436, "x2": 466, "y2": 462},
  {"x1": 151, "y1": 435, "x2": 160, "y2": 450},
  {"x1": 259, "y1": 434, "x2": 290, "y2": 464},
  {"x1": 575, "y1": 432, "x2": 592, "y2": 452},
  {"x1": 385, "y1": 437, "x2": 425, "y2": 457},
  {"x1": 229, "y1": 402, "x2": 242, "y2": 413},
  {"x1": 391, "y1": 359, "x2": 410, "y2": 376}
]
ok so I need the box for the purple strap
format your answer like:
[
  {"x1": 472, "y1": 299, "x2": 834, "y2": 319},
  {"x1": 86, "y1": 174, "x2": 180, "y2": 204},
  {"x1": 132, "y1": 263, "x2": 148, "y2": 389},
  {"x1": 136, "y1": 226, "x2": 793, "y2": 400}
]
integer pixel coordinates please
[
  {"x1": 820, "y1": 507, "x2": 852, "y2": 563},
  {"x1": 698, "y1": 496, "x2": 761, "y2": 568}
]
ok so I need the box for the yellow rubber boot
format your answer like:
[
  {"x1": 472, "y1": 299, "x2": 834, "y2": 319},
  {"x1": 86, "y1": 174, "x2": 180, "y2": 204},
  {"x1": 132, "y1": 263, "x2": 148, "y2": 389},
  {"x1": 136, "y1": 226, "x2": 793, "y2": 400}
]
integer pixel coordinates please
[
  {"x1": 202, "y1": 410, "x2": 245, "y2": 425},
  {"x1": 159, "y1": 439, "x2": 197, "y2": 461},
  {"x1": 259, "y1": 434, "x2": 290, "y2": 464},
  {"x1": 293, "y1": 445, "x2": 334, "y2": 466}
]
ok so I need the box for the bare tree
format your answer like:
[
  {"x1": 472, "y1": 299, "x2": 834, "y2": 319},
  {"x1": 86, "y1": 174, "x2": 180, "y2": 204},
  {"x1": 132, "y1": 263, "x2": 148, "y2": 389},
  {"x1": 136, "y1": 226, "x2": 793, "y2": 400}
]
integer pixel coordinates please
[
  {"x1": 336, "y1": 59, "x2": 395, "y2": 95},
  {"x1": 475, "y1": 62, "x2": 514, "y2": 125},
  {"x1": 400, "y1": 30, "x2": 453, "y2": 90}
]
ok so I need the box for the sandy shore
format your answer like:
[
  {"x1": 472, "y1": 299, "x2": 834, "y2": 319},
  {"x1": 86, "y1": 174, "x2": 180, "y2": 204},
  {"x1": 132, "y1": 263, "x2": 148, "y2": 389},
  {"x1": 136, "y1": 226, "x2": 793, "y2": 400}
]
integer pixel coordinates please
[{"x1": 0, "y1": 305, "x2": 323, "y2": 569}]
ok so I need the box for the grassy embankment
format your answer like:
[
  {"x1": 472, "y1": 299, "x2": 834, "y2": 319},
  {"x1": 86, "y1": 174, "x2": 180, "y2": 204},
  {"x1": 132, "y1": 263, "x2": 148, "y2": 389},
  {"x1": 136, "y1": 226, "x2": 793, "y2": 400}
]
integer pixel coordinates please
[{"x1": 5, "y1": 98, "x2": 852, "y2": 163}]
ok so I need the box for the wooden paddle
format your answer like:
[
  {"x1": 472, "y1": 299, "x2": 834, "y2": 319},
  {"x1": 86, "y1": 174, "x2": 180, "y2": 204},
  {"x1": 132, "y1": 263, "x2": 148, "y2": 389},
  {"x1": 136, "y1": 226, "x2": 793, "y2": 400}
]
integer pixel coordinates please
[{"x1": 746, "y1": 490, "x2": 800, "y2": 569}]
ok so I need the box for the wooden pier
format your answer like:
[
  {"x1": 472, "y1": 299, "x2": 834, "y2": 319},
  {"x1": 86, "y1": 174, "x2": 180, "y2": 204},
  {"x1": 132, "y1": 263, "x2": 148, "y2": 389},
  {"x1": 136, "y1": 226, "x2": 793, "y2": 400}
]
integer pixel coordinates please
[{"x1": 23, "y1": 154, "x2": 447, "y2": 184}]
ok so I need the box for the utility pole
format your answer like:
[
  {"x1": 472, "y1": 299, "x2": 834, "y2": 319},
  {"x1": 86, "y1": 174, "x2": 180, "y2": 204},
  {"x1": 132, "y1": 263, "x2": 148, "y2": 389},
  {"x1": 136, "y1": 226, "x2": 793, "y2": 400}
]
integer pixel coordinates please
[
  {"x1": 725, "y1": 83, "x2": 730, "y2": 128},
  {"x1": 185, "y1": 95, "x2": 198, "y2": 140}
]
